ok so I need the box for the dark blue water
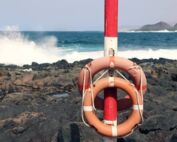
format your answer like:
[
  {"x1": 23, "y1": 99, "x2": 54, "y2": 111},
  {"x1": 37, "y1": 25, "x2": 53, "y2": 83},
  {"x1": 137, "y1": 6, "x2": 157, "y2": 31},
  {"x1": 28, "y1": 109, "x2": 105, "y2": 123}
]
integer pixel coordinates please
[{"x1": 22, "y1": 31, "x2": 177, "y2": 51}]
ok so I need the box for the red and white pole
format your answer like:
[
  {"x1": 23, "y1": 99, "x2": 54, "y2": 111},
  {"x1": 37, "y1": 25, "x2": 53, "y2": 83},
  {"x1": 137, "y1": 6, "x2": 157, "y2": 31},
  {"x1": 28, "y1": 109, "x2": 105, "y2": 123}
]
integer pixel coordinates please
[
  {"x1": 104, "y1": 0, "x2": 118, "y2": 56},
  {"x1": 104, "y1": 0, "x2": 118, "y2": 141}
]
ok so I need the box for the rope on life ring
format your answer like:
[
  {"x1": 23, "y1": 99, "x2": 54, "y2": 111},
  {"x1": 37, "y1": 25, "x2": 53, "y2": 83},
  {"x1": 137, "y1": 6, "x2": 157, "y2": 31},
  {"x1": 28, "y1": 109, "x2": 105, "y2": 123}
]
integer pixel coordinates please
[{"x1": 78, "y1": 56, "x2": 147, "y2": 111}]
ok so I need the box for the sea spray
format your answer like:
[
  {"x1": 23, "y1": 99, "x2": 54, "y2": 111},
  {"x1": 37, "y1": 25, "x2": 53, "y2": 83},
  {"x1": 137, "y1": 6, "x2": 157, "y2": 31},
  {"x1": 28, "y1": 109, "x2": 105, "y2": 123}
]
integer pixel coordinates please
[{"x1": 0, "y1": 31, "x2": 61, "y2": 65}]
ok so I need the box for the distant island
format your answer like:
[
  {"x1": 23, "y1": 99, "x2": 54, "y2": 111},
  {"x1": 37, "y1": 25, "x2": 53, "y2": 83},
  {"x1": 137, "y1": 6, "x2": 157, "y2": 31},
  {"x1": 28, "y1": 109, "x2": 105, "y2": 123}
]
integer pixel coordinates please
[{"x1": 136, "y1": 21, "x2": 177, "y2": 31}]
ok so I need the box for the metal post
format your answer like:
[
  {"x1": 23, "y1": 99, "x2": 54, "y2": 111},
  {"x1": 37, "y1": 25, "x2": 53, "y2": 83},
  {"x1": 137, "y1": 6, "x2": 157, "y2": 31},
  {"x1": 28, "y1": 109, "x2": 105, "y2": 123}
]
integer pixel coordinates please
[{"x1": 103, "y1": 0, "x2": 118, "y2": 141}]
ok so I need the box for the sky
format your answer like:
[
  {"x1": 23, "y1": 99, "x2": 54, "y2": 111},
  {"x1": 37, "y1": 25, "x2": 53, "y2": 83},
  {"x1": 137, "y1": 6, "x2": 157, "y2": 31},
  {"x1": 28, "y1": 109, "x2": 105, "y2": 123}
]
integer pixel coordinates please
[{"x1": 0, "y1": 0, "x2": 177, "y2": 31}]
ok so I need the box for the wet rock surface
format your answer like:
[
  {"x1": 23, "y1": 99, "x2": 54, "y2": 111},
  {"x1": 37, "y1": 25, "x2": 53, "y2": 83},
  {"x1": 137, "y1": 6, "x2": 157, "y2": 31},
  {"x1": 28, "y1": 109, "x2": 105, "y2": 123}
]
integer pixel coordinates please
[{"x1": 0, "y1": 58, "x2": 177, "y2": 142}]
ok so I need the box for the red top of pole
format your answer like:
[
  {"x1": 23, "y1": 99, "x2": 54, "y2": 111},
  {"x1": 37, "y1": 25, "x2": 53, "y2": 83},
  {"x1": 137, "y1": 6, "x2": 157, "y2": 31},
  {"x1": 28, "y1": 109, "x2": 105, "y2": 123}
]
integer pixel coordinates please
[{"x1": 104, "y1": 0, "x2": 118, "y2": 37}]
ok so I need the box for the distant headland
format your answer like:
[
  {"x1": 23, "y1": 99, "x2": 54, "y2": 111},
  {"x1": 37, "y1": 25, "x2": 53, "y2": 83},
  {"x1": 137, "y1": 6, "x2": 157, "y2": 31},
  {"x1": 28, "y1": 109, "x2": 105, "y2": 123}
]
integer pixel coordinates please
[{"x1": 135, "y1": 21, "x2": 177, "y2": 31}]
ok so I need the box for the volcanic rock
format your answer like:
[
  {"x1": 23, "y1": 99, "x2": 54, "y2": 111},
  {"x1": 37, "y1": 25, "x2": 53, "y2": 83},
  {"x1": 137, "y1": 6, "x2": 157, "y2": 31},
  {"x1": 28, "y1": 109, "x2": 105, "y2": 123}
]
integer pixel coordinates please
[{"x1": 0, "y1": 59, "x2": 177, "y2": 142}]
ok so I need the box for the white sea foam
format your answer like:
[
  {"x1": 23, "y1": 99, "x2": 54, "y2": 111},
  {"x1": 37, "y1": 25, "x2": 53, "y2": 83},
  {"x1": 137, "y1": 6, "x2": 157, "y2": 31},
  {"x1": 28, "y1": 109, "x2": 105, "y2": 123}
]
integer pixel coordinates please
[
  {"x1": 117, "y1": 49, "x2": 177, "y2": 60},
  {"x1": 126, "y1": 30, "x2": 177, "y2": 33},
  {"x1": 0, "y1": 31, "x2": 177, "y2": 66},
  {"x1": 61, "y1": 49, "x2": 177, "y2": 62}
]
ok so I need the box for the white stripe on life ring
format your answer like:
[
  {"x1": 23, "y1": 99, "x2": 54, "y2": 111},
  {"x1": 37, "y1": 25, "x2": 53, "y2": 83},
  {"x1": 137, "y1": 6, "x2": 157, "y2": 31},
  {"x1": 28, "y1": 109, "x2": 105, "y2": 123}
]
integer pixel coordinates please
[
  {"x1": 133, "y1": 105, "x2": 143, "y2": 110},
  {"x1": 112, "y1": 126, "x2": 118, "y2": 137},
  {"x1": 108, "y1": 77, "x2": 115, "y2": 87},
  {"x1": 83, "y1": 106, "x2": 93, "y2": 112},
  {"x1": 104, "y1": 120, "x2": 117, "y2": 125},
  {"x1": 109, "y1": 61, "x2": 115, "y2": 68}
]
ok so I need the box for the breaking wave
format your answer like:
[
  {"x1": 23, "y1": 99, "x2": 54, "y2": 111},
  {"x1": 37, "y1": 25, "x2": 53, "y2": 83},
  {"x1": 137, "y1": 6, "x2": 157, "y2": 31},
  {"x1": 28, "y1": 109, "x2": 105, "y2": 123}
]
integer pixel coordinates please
[{"x1": 0, "y1": 31, "x2": 64, "y2": 65}]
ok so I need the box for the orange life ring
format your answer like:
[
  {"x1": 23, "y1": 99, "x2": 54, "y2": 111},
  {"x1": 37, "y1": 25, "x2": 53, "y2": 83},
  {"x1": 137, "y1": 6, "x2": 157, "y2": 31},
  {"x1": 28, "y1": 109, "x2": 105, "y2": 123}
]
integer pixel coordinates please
[
  {"x1": 83, "y1": 77, "x2": 143, "y2": 137},
  {"x1": 78, "y1": 56, "x2": 147, "y2": 111}
]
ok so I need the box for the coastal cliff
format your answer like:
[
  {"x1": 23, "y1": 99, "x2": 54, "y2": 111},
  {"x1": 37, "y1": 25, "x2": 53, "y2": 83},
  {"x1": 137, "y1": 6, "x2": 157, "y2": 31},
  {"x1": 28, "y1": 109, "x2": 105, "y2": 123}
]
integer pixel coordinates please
[{"x1": 136, "y1": 21, "x2": 177, "y2": 31}]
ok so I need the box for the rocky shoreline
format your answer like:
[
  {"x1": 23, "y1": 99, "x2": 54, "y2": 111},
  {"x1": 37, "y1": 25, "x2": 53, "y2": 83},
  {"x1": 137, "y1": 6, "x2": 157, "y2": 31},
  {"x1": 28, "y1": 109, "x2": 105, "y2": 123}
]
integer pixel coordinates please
[{"x1": 0, "y1": 58, "x2": 177, "y2": 142}]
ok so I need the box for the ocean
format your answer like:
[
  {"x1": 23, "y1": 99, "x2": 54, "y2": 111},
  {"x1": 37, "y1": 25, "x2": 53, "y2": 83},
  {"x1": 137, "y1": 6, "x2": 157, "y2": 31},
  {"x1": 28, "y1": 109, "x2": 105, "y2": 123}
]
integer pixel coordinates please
[{"x1": 0, "y1": 31, "x2": 177, "y2": 65}]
